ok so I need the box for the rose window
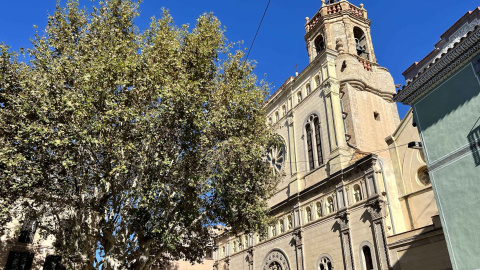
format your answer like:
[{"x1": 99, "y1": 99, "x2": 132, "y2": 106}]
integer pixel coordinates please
[{"x1": 267, "y1": 145, "x2": 285, "y2": 174}]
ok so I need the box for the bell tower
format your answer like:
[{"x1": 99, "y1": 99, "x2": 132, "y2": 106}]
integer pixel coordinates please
[
  {"x1": 303, "y1": 0, "x2": 400, "y2": 161},
  {"x1": 304, "y1": 0, "x2": 376, "y2": 64}
]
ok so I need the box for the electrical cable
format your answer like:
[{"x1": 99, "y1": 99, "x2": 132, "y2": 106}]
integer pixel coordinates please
[{"x1": 244, "y1": 0, "x2": 271, "y2": 64}]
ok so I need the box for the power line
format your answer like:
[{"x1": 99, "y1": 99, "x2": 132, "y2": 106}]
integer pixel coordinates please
[{"x1": 244, "y1": 0, "x2": 272, "y2": 63}]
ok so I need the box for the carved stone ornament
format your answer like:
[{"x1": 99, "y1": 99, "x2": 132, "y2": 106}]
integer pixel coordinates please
[
  {"x1": 336, "y1": 38, "x2": 345, "y2": 53},
  {"x1": 292, "y1": 229, "x2": 303, "y2": 247},
  {"x1": 335, "y1": 210, "x2": 350, "y2": 231},
  {"x1": 365, "y1": 198, "x2": 385, "y2": 220},
  {"x1": 263, "y1": 250, "x2": 290, "y2": 270},
  {"x1": 246, "y1": 248, "x2": 254, "y2": 264}
]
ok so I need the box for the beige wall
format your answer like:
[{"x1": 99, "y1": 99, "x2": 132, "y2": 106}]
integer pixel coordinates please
[
  {"x1": 161, "y1": 259, "x2": 215, "y2": 270},
  {"x1": 386, "y1": 109, "x2": 439, "y2": 231}
]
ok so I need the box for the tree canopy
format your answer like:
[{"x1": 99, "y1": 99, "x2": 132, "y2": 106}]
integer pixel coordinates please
[{"x1": 0, "y1": 0, "x2": 278, "y2": 269}]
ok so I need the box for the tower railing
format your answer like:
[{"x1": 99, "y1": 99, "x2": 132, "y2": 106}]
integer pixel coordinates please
[{"x1": 305, "y1": 1, "x2": 367, "y2": 33}]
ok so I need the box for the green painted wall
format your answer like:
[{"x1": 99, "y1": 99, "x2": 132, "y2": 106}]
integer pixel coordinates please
[
  {"x1": 415, "y1": 62, "x2": 480, "y2": 164},
  {"x1": 413, "y1": 53, "x2": 480, "y2": 270}
]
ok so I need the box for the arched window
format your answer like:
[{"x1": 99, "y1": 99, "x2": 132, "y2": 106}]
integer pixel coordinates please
[
  {"x1": 279, "y1": 219, "x2": 285, "y2": 234},
  {"x1": 306, "y1": 123, "x2": 315, "y2": 170},
  {"x1": 306, "y1": 83, "x2": 312, "y2": 95},
  {"x1": 314, "y1": 34, "x2": 326, "y2": 54},
  {"x1": 275, "y1": 111, "x2": 279, "y2": 122},
  {"x1": 305, "y1": 114, "x2": 324, "y2": 170},
  {"x1": 314, "y1": 117, "x2": 324, "y2": 166},
  {"x1": 363, "y1": 246, "x2": 374, "y2": 270},
  {"x1": 222, "y1": 246, "x2": 226, "y2": 257},
  {"x1": 272, "y1": 225, "x2": 277, "y2": 237},
  {"x1": 354, "y1": 27, "x2": 369, "y2": 59},
  {"x1": 326, "y1": 196, "x2": 335, "y2": 214},
  {"x1": 297, "y1": 91, "x2": 303, "y2": 103},
  {"x1": 319, "y1": 256, "x2": 333, "y2": 270},
  {"x1": 282, "y1": 105, "x2": 287, "y2": 116},
  {"x1": 306, "y1": 206, "x2": 312, "y2": 222},
  {"x1": 269, "y1": 117, "x2": 273, "y2": 125},
  {"x1": 354, "y1": 184, "x2": 362, "y2": 203},
  {"x1": 316, "y1": 201, "x2": 322, "y2": 218}
]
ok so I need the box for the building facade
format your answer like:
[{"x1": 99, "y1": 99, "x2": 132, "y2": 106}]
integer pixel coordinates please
[
  {"x1": 214, "y1": 1, "x2": 451, "y2": 270},
  {"x1": 395, "y1": 8, "x2": 480, "y2": 270}
]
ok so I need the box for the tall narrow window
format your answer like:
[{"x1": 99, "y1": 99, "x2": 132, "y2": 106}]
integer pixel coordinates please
[
  {"x1": 287, "y1": 215, "x2": 293, "y2": 230},
  {"x1": 306, "y1": 123, "x2": 315, "y2": 170},
  {"x1": 297, "y1": 91, "x2": 303, "y2": 103},
  {"x1": 282, "y1": 105, "x2": 287, "y2": 116},
  {"x1": 306, "y1": 83, "x2": 311, "y2": 95},
  {"x1": 314, "y1": 117, "x2": 323, "y2": 166},
  {"x1": 363, "y1": 246, "x2": 374, "y2": 270}
]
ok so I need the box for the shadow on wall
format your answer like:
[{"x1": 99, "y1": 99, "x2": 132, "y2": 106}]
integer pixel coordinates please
[{"x1": 467, "y1": 117, "x2": 480, "y2": 166}]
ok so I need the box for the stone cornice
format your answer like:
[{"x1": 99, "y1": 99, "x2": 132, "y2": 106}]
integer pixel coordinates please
[{"x1": 395, "y1": 25, "x2": 480, "y2": 105}]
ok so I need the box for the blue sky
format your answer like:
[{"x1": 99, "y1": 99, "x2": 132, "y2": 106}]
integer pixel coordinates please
[{"x1": 1, "y1": 0, "x2": 479, "y2": 118}]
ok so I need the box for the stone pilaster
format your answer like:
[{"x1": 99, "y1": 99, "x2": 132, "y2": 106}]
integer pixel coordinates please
[
  {"x1": 366, "y1": 198, "x2": 390, "y2": 270},
  {"x1": 335, "y1": 211, "x2": 354, "y2": 270},
  {"x1": 323, "y1": 77, "x2": 351, "y2": 173},
  {"x1": 293, "y1": 229, "x2": 304, "y2": 270}
]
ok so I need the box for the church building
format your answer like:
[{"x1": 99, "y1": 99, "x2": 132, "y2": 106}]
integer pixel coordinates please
[{"x1": 213, "y1": 1, "x2": 452, "y2": 270}]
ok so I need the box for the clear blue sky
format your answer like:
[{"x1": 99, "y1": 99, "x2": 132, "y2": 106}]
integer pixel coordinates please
[{"x1": 1, "y1": 0, "x2": 479, "y2": 118}]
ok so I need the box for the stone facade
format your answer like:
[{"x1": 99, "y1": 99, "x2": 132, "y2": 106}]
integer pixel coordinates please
[{"x1": 214, "y1": 1, "x2": 451, "y2": 270}]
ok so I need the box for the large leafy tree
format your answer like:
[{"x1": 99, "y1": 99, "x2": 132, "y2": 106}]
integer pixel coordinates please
[{"x1": 0, "y1": 0, "x2": 278, "y2": 269}]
